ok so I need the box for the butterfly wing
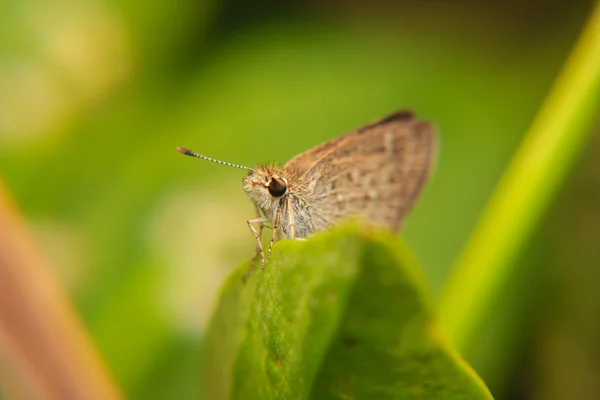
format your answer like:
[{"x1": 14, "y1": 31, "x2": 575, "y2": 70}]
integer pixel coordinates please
[{"x1": 284, "y1": 110, "x2": 436, "y2": 234}]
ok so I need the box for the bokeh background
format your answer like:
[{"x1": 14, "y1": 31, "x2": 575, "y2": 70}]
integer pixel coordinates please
[{"x1": 0, "y1": 0, "x2": 598, "y2": 398}]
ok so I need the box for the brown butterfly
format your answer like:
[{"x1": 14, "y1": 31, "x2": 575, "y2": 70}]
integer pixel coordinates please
[{"x1": 178, "y1": 109, "x2": 437, "y2": 278}]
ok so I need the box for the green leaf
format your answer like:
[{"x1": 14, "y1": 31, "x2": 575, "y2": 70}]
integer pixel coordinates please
[
  {"x1": 203, "y1": 224, "x2": 492, "y2": 400},
  {"x1": 439, "y1": 1, "x2": 600, "y2": 352}
]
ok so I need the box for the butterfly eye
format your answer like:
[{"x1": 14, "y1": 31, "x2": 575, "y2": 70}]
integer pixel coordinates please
[{"x1": 268, "y1": 177, "x2": 287, "y2": 197}]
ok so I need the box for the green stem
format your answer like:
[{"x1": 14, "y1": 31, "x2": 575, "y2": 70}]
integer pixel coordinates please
[{"x1": 439, "y1": 2, "x2": 600, "y2": 351}]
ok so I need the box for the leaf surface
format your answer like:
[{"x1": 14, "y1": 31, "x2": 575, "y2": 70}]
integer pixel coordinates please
[{"x1": 203, "y1": 224, "x2": 492, "y2": 400}]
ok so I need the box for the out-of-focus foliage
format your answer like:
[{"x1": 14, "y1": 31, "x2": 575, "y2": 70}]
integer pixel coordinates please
[
  {"x1": 0, "y1": 0, "x2": 597, "y2": 399},
  {"x1": 440, "y1": 0, "x2": 600, "y2": 357}
]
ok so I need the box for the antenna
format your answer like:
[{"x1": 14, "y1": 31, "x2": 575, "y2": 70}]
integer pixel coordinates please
[{"x1": 177, "y1": 147, "x2": 252, "y2": 171}]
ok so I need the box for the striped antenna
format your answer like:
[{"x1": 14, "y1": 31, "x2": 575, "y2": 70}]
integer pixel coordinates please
[{"x1": 177, "y1": 147, "x2": 252, "y2": 171}]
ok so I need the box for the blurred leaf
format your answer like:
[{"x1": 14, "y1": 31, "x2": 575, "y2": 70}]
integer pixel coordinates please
[
  {"x1": 439, "y1": 1, "x2": 600, "y2": 353},
  {"x1": 203, "y1": 224, "x2": 492, "y2": 400},
  {"x1": 0, "y1": 180, "x2": 122, "y2": 400},
  {"x1": 105, "y1": 0, "x2": 218, "y2": 78}
]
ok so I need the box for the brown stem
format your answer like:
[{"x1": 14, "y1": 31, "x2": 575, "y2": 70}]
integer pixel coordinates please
[{"x1": 0, "y1": 179, "x2": 122, "y2": 399}]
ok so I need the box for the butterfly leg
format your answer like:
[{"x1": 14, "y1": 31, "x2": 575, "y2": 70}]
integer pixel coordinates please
[
  {"x1": 249, "y1": 205, "x2": 264, "y2": 268},
  {"x1": 265, "y1": 207, "x2": 281, "y2": 267},
  {"x1": 245, "y1": 214, "x2": 268, "y2": 281},
  {"x1": 287, "y1": 196, "x2": 295, "y2": 240}
]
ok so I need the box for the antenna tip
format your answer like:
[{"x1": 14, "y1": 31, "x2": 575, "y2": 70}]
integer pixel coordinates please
[{"x1": 177, "y1": 147, "x2": 194, "y2": 156}]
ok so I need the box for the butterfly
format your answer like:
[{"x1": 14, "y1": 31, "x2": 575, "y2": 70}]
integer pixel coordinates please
[{"x1": 178, "y1": 109, "x2": 437, "y2": 279}]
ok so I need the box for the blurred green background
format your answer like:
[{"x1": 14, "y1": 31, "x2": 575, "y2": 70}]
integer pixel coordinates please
[{"x1": 0, "y1": 0, "x2": 598, "y2": 398}]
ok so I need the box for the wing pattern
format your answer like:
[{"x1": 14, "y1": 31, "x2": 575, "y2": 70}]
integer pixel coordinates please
[{"x1": 282, "y1": 110, "x2": 436, "y2": 237}]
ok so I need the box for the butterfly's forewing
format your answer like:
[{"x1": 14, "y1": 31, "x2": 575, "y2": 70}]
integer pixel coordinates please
[{"x1": 284, "y1": 110, "x2": 436, "y2": 233}]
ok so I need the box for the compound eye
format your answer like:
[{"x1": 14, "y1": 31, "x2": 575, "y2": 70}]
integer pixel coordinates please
[{"x1": 267, "y1": 177, "x2": 287, "y2": 197}]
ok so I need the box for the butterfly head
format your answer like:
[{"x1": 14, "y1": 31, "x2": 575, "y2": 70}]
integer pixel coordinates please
[{"x1": 243, "y1": 165, "x2": 288, "y2": 210}]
